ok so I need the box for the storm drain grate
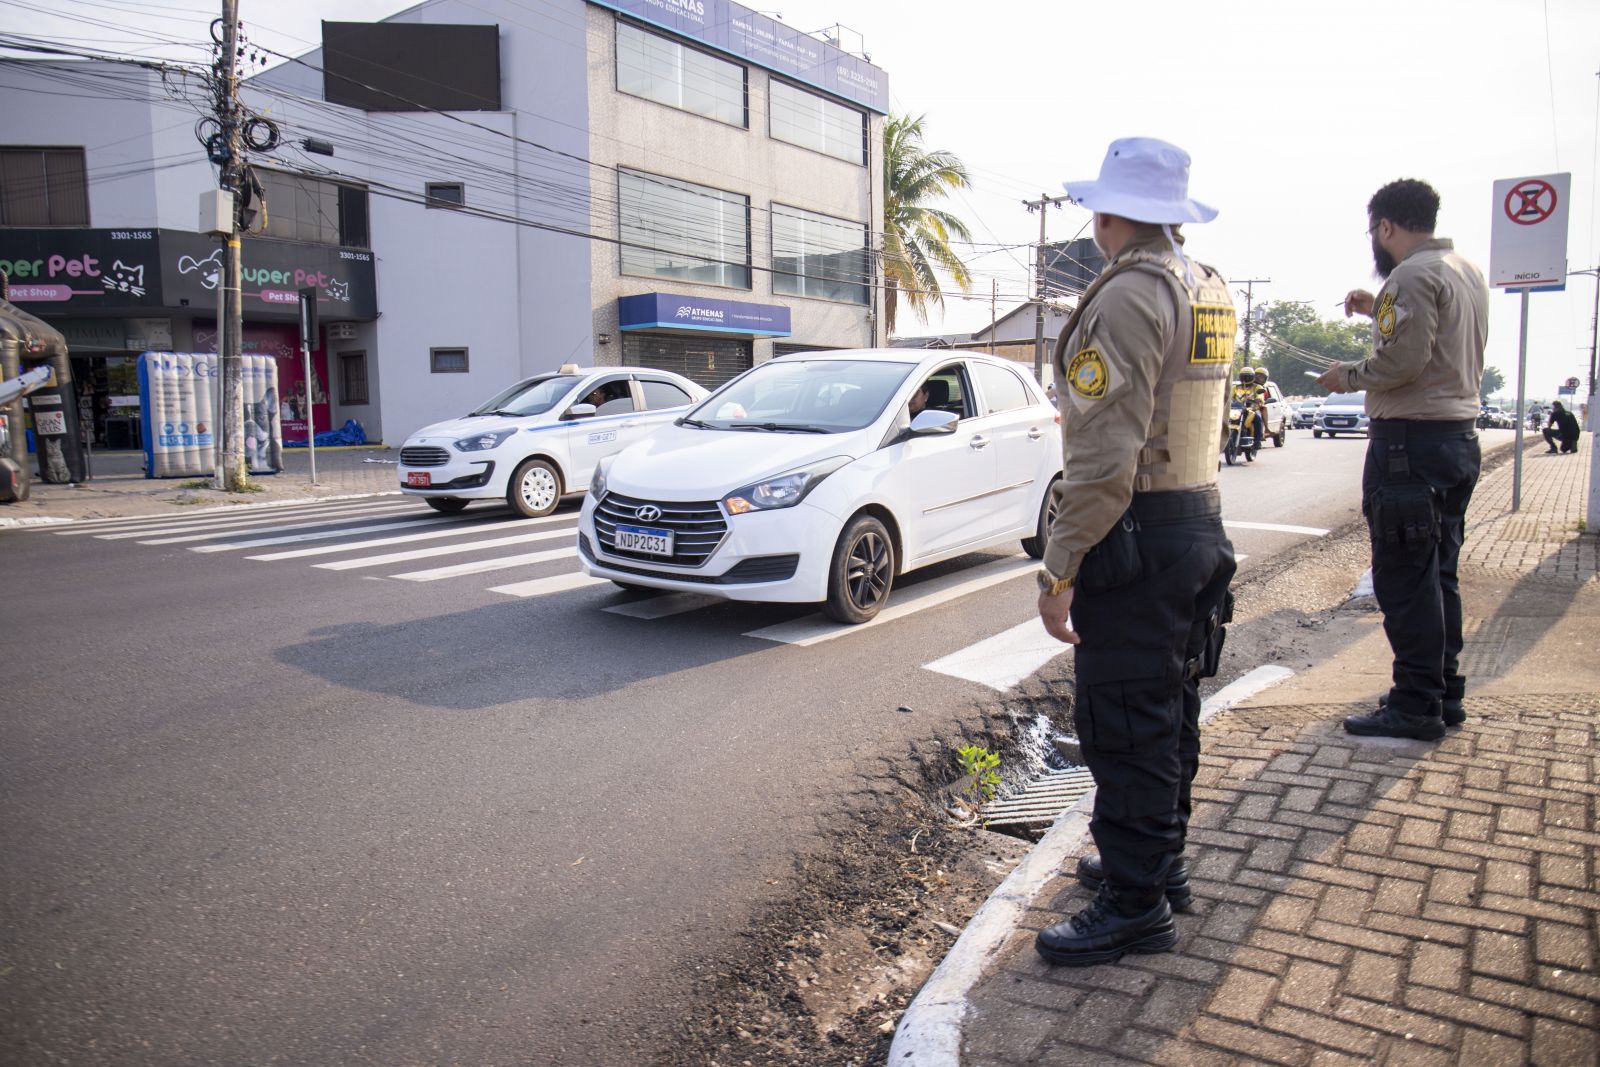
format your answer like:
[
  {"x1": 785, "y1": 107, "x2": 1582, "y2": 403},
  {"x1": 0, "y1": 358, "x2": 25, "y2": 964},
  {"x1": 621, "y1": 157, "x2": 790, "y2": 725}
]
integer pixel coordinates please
[{"x1": 979, "y1": 767, "x2": 1095, "y2": 828}]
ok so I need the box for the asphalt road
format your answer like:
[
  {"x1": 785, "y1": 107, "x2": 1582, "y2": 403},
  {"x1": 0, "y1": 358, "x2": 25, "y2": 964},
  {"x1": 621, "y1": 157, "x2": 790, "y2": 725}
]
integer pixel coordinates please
[{"x1": 0, "y1": 428, "x2": 1511, "y2": 1065}]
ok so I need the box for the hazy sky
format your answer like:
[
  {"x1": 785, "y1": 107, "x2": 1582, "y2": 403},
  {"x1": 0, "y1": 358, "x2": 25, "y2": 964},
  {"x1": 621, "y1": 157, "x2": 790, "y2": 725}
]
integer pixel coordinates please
[{"x1": 5, "y1": 0, "x2": 1598, "y2": 399}]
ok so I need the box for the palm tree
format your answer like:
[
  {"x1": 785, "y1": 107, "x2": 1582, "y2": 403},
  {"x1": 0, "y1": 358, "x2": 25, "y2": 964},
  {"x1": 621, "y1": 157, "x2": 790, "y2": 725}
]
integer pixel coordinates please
[{"x1": 882, "y1": 113, "x2": 974, "y2": 336}]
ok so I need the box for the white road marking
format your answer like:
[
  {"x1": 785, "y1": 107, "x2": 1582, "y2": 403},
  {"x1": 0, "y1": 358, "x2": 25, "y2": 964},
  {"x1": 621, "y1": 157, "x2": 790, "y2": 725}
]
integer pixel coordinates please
[
  {"x1": 744, "y1": 555, "x2": 1034, "y2": 647},
  {"x1": 603, "y1": 592, "x2": 723, "y2": 619},
  {"x1": 488, "y1": 571, "x2": 610, "y2": 598},
  {"x1": 389, "y1": 547, "x2": 577, "y2": 581},
  {"x1": 247, "y1": 514, "x2": 572, "y2": 560},
  {"x1": 923, "y1": 616, "x2": 1072, "y2": 692},
  {"x1": 74, "y1": 500, "x2": 411, "y2": 538},
  {"x1": 48, "y1": 492, "x2": 403, "y2": 531},
  {"x1": 1223, "y1": 520, "x2": 1330, "y2": 537},
  {"x1": 1199, "y1": 665, "x2": 1296, "y2": 717},
  {"x1": 121, "y1": 503, "x2": 419, "y2": 543},
  {"x1": 312, "y1": 532, "x2": 567, "y2": 571},
  {"x1": 189, "y1": 513, "x2": 485, "y2": 552},
  {"x1": 1235, "y1": 553, "x2": 1250, "y2": 563}
]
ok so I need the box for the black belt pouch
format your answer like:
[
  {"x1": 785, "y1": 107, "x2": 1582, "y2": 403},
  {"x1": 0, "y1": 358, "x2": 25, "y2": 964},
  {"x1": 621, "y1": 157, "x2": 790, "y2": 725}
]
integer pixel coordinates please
[{"x1": 1078, "y1": 510, "x2": 1142, "y2": 593}]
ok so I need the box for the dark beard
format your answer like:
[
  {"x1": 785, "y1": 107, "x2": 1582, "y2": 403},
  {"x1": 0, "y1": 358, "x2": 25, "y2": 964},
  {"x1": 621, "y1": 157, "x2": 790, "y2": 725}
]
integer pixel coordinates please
[{"x1": 1372, "y1": 237, "x2": 1398, "y2": 279}]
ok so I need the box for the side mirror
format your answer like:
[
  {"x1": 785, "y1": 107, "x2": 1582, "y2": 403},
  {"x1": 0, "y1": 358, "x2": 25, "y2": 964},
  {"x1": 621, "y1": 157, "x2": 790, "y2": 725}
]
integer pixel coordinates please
[
  {"x1": 909, "y1": 409, "x2": 958, "y2": 435},
  {"x1": 568, "y1": 403, "x2": 597, "y2": 419}
]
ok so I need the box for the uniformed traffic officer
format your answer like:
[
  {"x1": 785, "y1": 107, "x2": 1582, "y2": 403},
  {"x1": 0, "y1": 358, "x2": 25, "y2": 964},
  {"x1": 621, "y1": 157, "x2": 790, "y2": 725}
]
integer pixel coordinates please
[
  {"x1": 1316, "y1": 179, "x2": 1488, "y2": 739},
  {"x1": 1034, "y1": 138, "x2": 1238, "y2": 966}
]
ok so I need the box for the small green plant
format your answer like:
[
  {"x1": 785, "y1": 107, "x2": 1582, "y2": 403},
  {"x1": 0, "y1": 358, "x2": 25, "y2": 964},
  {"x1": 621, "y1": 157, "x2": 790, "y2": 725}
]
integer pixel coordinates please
[
  {"x1": 176, "y1": 479, "x2": 211, "y2": 490},
  {"x1": 954, "y1": 744, "x2": 1001, "y2": 806}
]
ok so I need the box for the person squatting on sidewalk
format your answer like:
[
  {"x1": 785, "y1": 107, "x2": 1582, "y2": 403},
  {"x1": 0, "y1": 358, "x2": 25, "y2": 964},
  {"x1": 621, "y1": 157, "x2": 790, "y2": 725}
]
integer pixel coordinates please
[
  {"x1": 1316, "y1": 179, "x2": 1489, "y2": 741},
  {"x1": 1033, "y1": 138, "x2": 1238, "y2": 966},
  {"x1": 1544, "y1": 400, "x2": 1580, "y2": 453}
]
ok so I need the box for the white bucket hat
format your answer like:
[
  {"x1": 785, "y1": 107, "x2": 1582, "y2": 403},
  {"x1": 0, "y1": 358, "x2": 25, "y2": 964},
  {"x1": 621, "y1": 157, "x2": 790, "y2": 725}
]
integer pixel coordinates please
[{"x1": 1062, "y1": 137, "x2": 1218, "y2": 224}]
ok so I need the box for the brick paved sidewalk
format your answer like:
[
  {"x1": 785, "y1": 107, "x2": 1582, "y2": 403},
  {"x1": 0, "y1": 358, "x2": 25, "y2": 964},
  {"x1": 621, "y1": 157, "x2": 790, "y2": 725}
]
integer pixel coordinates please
[
  {"x1": 964, "y1": 697, "x2": 1600, "y2": 1066},
  {"x1": 954, "y1": 435, "x2": 1599, "y2": 1065}
]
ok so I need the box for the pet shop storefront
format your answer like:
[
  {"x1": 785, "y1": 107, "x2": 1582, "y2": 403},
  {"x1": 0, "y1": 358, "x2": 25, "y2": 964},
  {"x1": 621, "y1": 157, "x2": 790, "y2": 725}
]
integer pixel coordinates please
[{"x1": 0, "y1": 228, "x2": 376, "y2": 448}]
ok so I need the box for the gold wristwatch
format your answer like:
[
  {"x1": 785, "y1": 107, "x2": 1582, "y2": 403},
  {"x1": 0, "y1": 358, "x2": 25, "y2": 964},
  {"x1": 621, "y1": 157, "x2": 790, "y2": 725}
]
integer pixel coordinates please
[{"x1": 1036, "y1": 570, "x2": 1074, "y2": 596}]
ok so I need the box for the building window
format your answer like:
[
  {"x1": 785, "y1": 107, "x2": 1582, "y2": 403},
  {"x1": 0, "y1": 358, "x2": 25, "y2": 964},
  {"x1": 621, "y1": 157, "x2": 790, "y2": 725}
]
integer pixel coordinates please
[
  {"x1": 768, "y1": 81, "x2": 865, "y2": 165},
  {"x1": 254, "y1": 169, "x2": 367, "y2": 246},
  {"x1": 616, "y1": 21, "x2": 746, "y2": 128},
  {"x1": 619, "y1": 169, "x2": 750, "y2": 289},
  {"x1": 0, "y1": 146, "x2": 89, "y2": 225},
  {"x1": 771, "y1": 204, "x2": 869, "y2": 304},
  {"x1": 339, "y1": 351, "x2": 369, "y2": 404},
  {"x1": 425, "y1": 182, "x2": 465, "y2": 208},
  {"x1": 430, "y1": 347, "x2": 469, "y2": 373}
]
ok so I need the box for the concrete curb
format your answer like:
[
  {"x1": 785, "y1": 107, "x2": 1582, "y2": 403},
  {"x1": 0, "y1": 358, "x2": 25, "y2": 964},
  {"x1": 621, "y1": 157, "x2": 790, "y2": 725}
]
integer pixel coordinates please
[
  {"x1": 888, "y1": 664, "x2": 1294, "y2": 1065},
  {"x1": 0, "y1": 490, "x2": 401, "y2": 528}
]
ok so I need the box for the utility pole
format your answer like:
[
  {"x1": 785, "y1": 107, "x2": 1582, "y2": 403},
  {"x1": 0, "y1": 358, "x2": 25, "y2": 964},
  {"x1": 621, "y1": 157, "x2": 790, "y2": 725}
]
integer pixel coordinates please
[
  {"x1": 1232, "y1": 278, "x2": 1270, "y2": 365},
  {"x1": 988, "y1": 278, "x2": 996, "y2": 355},
  {"x1": 1025, "y1": 193, "x2": 1068, "y2": 382},
  {"x1": 214, "y1": 0, "x2": 247, "y2": 490}
]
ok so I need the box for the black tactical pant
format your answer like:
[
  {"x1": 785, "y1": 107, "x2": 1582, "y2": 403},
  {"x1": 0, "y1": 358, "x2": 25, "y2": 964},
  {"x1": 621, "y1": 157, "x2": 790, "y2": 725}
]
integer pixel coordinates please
[
  {"x1": 1070, "y1": 489, "x2": 1236, "y2": 905},
  {"x1": 1363, "y1": 419, "x2": 1481, "y2": 717}
]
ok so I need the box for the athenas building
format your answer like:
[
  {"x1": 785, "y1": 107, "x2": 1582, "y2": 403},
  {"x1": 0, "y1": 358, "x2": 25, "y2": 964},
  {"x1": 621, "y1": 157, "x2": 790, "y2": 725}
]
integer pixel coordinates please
[{"x1": 0, "y1": 0, "x2": 887, "y2": 450}]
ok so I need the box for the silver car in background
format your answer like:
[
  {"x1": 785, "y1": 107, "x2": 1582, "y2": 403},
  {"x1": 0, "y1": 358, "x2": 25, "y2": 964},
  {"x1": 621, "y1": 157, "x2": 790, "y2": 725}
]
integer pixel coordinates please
[{"x1": 1312, "y1": 392, "x2": 1369, "y2": 438}]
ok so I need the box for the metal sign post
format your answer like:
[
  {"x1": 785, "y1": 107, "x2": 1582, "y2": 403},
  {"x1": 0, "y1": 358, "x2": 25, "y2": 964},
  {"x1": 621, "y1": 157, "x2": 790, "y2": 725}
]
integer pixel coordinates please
[
  {"x1": 1489, "y1": 172, "x2": 1571, "y2": 513},
  {"x1": 297, "y1": 286, "x2": 318, "y2": 486}
]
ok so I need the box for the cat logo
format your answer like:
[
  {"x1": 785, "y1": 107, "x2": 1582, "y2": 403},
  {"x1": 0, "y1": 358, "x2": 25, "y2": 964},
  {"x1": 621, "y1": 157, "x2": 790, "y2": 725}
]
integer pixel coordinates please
[{"x1": 1067, "y1": 347, "x2": 1109, "y2": 400}]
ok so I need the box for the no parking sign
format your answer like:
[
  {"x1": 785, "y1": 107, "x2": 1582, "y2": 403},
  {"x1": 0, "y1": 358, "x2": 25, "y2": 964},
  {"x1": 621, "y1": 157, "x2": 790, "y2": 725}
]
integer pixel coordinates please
[{"x1": 1490, "y1": 172, "x2": 1570, "y2": 290}]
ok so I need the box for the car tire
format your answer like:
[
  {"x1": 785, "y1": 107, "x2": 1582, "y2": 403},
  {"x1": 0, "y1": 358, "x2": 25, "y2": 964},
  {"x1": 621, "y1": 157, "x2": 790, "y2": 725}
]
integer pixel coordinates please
[
  {"x1": 1273, "y1": 424, "x2": 1286, "y2": 447},
  {"x1": 1312, "y1": 429, "x2": 1322, "y2": 438},
  {"x1": 824, "y1": 514, "x2": 895, "y2": 625},
  {"x1": 1021, "y1": 479, "x2": 1059, "y2": 559},
  {"x1": 508, "y1": 457, "x2": 561, "y2": 517},
  {"x1": 425, "y1": 497, "x2": 470, "y2": 514}
]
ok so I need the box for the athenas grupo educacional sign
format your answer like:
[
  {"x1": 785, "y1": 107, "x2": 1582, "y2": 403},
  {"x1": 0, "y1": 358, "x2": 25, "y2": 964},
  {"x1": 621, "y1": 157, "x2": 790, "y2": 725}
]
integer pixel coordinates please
[{"x1": 0, "y1": 229, "x2": 376, "y2": 322}]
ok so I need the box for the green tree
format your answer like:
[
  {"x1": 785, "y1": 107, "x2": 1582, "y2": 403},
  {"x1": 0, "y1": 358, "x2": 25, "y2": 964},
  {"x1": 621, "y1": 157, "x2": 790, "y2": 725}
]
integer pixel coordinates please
[
  {"x1": 883, "y1": 114, "x2": 973, "y2": 336},
  {"x1": 1246, "y1": 301, "x2": 1371, "y2": 394},
  {"x1": 1480, "y1": 366, "x2": 1505, "y2": 401}
]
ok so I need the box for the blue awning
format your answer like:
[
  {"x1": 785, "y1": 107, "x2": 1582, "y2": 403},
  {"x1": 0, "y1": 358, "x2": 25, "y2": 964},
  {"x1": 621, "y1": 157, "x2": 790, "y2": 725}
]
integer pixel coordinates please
[{"x1": 618, "y1": 293, "x2": 791, "y2": 337}]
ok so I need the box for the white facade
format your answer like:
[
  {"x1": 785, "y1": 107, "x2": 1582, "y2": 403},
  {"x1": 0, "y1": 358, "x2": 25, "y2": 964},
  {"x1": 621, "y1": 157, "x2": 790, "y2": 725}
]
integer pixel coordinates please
[{"x1": 1, "y1": 0, "x2": 884, "y2": 447}]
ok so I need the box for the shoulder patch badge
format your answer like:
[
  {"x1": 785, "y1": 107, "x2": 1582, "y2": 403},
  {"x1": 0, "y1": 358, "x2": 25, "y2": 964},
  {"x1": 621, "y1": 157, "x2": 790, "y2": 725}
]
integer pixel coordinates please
[
  {"x1": 1375, "y1": 289, "x2": 1399, "y2": 340},
  {"x1": 1067, "y1": 347, "x2": 1109, "y2": 400}
]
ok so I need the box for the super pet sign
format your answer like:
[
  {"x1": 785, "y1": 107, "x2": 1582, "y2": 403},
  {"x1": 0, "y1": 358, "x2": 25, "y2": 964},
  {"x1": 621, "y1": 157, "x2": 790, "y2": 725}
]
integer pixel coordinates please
[{"x1": 1190, "y1": 304, "x2": 1236, "y2": 365}]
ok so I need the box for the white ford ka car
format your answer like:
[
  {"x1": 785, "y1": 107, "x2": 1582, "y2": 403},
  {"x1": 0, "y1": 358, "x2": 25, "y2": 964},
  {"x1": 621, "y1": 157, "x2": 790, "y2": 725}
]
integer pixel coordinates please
[
  {"x1": 398, "y1": 365, "x2": 708, "y2": 516},
  {"x1": 577, "y1": 350, "x2": 1063, "y2": 623}
]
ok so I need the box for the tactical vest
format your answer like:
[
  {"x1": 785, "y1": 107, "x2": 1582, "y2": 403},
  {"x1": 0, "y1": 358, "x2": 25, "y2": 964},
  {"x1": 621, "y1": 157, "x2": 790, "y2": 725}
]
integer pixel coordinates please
[{"x1": 1053, "y1": 249, "x2": 1236, "y2": 493}]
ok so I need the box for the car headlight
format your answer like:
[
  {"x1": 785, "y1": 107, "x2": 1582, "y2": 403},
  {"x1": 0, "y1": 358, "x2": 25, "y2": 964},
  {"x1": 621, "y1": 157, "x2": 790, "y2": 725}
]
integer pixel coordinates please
[
  {"x1": 591, "y1": 457, "x2": 611, "y2": 499},
  {"x1": 723, "y1": 457, "x2": 850, "y2": 515},
  {"x1": 453, "y1": 429, "x2": 517, "y2": 452}
]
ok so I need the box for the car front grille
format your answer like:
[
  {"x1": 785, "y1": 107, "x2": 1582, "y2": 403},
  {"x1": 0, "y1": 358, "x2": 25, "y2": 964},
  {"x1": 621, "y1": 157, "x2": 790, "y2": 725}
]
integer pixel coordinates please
[
  {"x1": 594, "y1": 492, "x2": 728, "y2": 567},
  {"x1": 400, "y1": 446, "x2": 451, "y2": 467}
]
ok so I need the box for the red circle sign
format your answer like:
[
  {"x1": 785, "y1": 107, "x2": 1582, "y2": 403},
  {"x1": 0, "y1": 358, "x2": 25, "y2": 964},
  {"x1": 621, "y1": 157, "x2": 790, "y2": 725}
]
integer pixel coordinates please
[{"x1": 1504, "y1": 179, "x2": 1558, "y2": 226}]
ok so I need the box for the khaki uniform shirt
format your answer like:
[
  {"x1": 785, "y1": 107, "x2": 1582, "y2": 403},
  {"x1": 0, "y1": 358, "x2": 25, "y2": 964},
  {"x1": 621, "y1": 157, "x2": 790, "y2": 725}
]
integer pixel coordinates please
[
  {"x1": 1336, "y1": 238, "x2": 1488, "y2": 420},
  {"x1": 1042, "y1": 233, "x2": 1231, "y2": 582}
]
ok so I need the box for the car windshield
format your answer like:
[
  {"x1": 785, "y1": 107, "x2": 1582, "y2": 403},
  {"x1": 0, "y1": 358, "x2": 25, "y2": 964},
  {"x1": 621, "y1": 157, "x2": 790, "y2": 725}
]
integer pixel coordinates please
[
  {"x1": 469, "y1": 374, "x2": 581, "y2": 417},
  {"x1": 686, "y1": 359, "x2": 915, "y2": 433},
  {"x1": 1326, "y1": 392, "x2": 1366, "y2": 409}
]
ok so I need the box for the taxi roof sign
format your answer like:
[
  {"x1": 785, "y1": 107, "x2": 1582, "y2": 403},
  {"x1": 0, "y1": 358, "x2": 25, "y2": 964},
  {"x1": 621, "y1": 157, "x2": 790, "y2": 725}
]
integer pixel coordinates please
[{"x1": 1490, "y1": 172, "x2": 1570, "y2": 291}]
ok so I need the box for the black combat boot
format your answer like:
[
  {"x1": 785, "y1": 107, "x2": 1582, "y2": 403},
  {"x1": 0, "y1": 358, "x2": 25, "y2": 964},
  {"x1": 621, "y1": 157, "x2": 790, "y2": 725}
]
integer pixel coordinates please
[
  {"x1": 1076, "y1": 853, "x2": 1194, "y2": 912},
  {"x1": 1035, "y1": 884, "x2": 1177, "y2": 967},
  {"x1": 1344, "y1": 701, "x2": 1446, "y2": 741},
  {"x1": 1376, "y1": 691, "x2": 1465, "y2": 727}
]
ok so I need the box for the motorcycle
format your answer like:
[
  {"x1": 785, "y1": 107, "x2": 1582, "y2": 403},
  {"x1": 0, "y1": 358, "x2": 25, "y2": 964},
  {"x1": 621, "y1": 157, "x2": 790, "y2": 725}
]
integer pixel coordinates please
[{"x1": 1224, "y1": 400, "x2": 1261, "y2": 466}]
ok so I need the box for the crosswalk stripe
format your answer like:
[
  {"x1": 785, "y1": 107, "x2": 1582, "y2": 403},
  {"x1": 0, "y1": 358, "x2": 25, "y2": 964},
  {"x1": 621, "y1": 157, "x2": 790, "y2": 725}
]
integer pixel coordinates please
[
  {"x1": 1223, "y1": 520, "x2": 1330, "y2": 537},
  {"x1": 313, "y1": 530, "x2": 573, "y2": 571},
  {"x1": 923, "y1": 616, "x2": 1073, "y2": 692},
  {"x1": 389, "y1": 547, "x2": 578, "y2": 582},
  {"x1": 48, "y1": 492, "x2": 403, "y2": 531},
  {"x1": 744, "y1": 554, "x2": 1034, "y2": 647},
  {"x1": 488, "y1": 571, "x2": 610, "y2": 599},
  {"x1": 112, "y1": 503, "x2": 418, "y2": 542},
  {"x1": 65, "y1": 499, "x2": 412, "y2": 537},
  {"x1": 247, "y1": 513, "x2": 574, "y2": 561},
  {"x1": 189, "y1": 513, "x2": 488, "y2": 552},
  {"x1": 602, "y1": 592, "x2": 723, "y2": 619}
]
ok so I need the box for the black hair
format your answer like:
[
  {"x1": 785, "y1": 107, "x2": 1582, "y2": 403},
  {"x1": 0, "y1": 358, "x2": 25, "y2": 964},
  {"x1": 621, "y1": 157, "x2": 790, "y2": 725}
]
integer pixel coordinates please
[{"x1": 1368, "y1": 179, "x2": 1440, "y2": 233}]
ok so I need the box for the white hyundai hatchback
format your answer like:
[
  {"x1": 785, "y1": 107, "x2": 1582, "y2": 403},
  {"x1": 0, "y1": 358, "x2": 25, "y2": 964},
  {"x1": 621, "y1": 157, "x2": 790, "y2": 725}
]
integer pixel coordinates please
[
  {"x1": 577, "y1": 350, "x2": 1063, "y2": 623},
  {"x1": 397, "y1": 366, "x2": 708, "y2": 516}
]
